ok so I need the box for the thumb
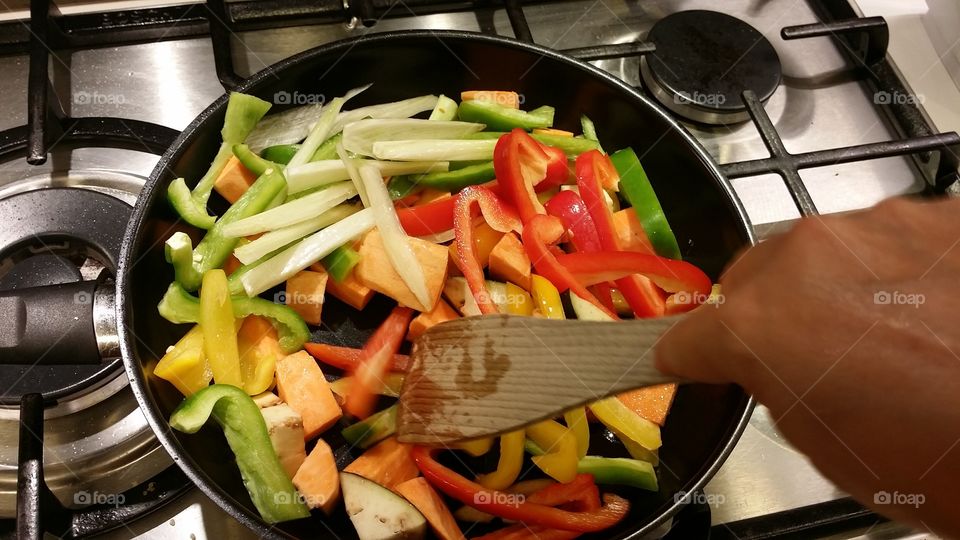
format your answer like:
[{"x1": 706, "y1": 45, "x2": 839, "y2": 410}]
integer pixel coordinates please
[{"x1": 655, "y1": 306, "x2": 748, "y2": 385}]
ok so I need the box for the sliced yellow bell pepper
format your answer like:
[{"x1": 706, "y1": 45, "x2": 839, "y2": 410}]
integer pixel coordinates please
[
  {"x1": 455, "y1": 437, "x2": 494, "y2": 457},
  {"x1": 530, "y1": 274, "x2": 564, "y2": 319},
  {"x1": 505, "y1": 282, "x2": 534, "y2": 315},
  {"x1": 526, "y1": 419, "x2": 578, "y2": 483},
  {"x1": 477, "y1": 429, "x2": 525, "y2": 490},
  {"x1": 200, "y1": 269, "x2": 243, "y2": 388},
  {"x1": 154, "y1": 325, "x2": 211, "y2": 396},
  {"x1": 589, "y1": 397, "x2": 662, "y2": 451},
  {"x1": 563, "y1": 407, "x2": 590, "y2": 459}
]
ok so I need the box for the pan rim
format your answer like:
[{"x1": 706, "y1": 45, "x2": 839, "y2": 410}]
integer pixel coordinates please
[{"x1": 118, "y1": 29, "x2": 757, "y2": 539}]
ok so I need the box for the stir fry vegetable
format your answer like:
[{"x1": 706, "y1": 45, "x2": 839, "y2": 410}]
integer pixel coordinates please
[{"x1": 156, "y1": 86, "x2": 713, "y2": 534}]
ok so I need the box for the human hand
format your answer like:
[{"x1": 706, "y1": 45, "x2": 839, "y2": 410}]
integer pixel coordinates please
[{"x1": 656, "y1": 196, "x2": 960, "y2": 536}]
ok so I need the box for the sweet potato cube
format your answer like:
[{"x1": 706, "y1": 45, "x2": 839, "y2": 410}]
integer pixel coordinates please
[
  {"x1": 355, "y1": 230, "x2": 448, "y2": 312},
  {"x1": 343, "y1": 437, "x2": 420, "y2": 490},
  {"x1": 285, "y1": 270, "x2": 328, "y2": 325},
  {"x1": 308, "y1": 261, "x2": 375, "y2": 311},
  {"x1": 213, "y1": 156, "x2": 257, "y2": 204},
  {"x1": 407, "y1": 299, "x2": 459, "y2": 341},
  {"x1": 488, "y1": 232, "x2": 531, "y2": 290},
  {"x1": 293, "y1": 439, "x2": 340, "y2": 514},
  {"x1": 275, "y1": 351, "x2": 342, "y2": 439}
]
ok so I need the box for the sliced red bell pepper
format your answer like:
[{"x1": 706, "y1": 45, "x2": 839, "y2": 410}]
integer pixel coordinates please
[
  {"x1": 344, "y1": 306, "x2": 414, "y2": 418},
  {"x1": 453, "y1": 186, "x2": 522, "y2": 315},
  {"x1": 412, "y1": 447, "x2": 630, "y2": 532},
  {"x1": 576, "y1": 150, "x2": 666, "y2": 318},
  {"x1": 397, "y1": 195, "x2": 457, "y2": 236},
  {"x1": 521, "y1": 215, "x2": 617, "y2": 319},
  {"x1": 544, "y1": 190, "x2": 616, "y2": 311},
  {"x1": 494, "y1": 128, "x2": 551, "y2": 223},
  {"x1": 303, "y1": 342, "x2": 411, "y2": 373},
  {"x1": 556, "y1": 251, "x2": 712, "y2": 299},
  {"x1": 527, "y1": 474, "x2": 600, "y2": 510},
  {"x1": 536, "y1": 143, "x2": 570, "y2": 190},
  {"x1": 474, "y1": 476, "x2": 601, "y2": 540}
]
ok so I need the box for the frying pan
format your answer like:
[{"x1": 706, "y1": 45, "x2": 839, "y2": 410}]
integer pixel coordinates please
[{"x1": 117, "y1": 31, "x2": 755, "y2": 538}]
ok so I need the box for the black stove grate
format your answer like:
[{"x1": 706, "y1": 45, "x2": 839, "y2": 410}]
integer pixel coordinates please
[{"x1": 3, "y1": 0, "x2": 958, "y2": 538}]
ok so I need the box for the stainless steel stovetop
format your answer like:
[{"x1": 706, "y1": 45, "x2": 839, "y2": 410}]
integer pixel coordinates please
[{"x1": 0, "y1": 0, "x2": 955, "y2": 538}]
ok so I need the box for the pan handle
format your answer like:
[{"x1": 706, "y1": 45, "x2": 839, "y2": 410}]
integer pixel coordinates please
[{"x1": 0, "y1": 280, "x2": 116, "y2": 365}]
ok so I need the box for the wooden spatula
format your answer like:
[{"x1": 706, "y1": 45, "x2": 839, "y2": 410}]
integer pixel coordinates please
[{"x1": 396, "y1": 314, "x2": 685, "y2": 445}]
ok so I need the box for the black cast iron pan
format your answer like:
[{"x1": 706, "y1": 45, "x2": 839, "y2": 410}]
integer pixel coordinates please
[{"x1": 114, "y1": 31, "x2": 755, "y2": 538}]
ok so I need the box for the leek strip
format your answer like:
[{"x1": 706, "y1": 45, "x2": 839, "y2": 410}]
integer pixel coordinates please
[
  {"x1": 372, "y1": 139, "x2": 497, "y2": 161},
  {"x1": 240, "y1": 209, "x2": 376, "y2": 296},
  {"x1": 233, "y1": 203, "x2": 360, "y2": 265},
  {"x1": 358, "y1": 163, "x2": 431, "y2": 308},
  {"x1": 287, "y1": 85, "x2": 368, "y2": 168},
  {"x1": 332, "y1": 94, "x2": 438, "y2": 134},
  {"x1": 342, "y1": 118, "x2": 484, "y2": 157},
  {"x1": 285, "y1": 159, "x2": 449, "y2": 194},
  {"x1": 220, "y1": 182, "x2": 357, "y2": 237}
]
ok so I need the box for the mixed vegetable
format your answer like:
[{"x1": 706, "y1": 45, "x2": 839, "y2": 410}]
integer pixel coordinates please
[{"x1": 153, "y1": 87, "x2": 715, "y2": 538}]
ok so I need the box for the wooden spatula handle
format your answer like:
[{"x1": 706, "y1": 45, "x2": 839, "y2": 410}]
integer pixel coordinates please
[{"x1": 398, "y1": 314, "x2": 686, "y2": 444}]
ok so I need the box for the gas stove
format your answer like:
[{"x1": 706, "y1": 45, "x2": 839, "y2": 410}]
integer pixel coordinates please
[{"x1": 0, "y1": 0, "x2": 955, "y2": 538}]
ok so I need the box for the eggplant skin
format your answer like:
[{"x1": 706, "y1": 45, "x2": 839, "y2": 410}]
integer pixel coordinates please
[{"x1": 341, "y1": 472, "x2": 427, "y2": 540}]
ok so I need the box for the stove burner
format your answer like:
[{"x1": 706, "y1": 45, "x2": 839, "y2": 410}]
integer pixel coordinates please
[
  {"x1": 641, "y1": 10, "x2": 782, "y2": 125},
  {"x1": 0, "y1": 188, "x2": 130, "y2": 404}
]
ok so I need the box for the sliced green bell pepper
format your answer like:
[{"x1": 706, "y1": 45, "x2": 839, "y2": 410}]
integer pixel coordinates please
[
  {"x1": 320, "y1": 244, "x2": 361, "y2": 282},
  {"x1": 233, "y1": 143, "x2": 276, "y2": 176},
  {"x1": 260, "y1": 144, "x2": 300, "y2": 165},
  {"x1": 311, "y1": 132, "x2": 342, "y2": 162},
  {"x1": 341, "y1": 404, "x2": 396, "y2": 449},
  {"x1": 157, "y1": 282, "x2": 309, "y2": 353},
  {"x1": 466, "y1": 131, "x2": 601, "y2": 156},
  {"x1": 457, "y1": 100, "x2": 554, "y2": 131},
  {"x1": 413, "y1": 161, "x2": 495, "y2": 191},
  {"x1": 576, "y1": 456, "x2": 658, "y2": 491},
  {"x1": 168, "y1": 93, "x2": 272, "y2": 229},
  {"x1": 580, "y1": 115, "x2": 599, "y2": 142},
  {"x1": 610, "y1": 147, "x2": 681, "y2": 260},
  {"x1": 522, "y1": 442, "x2": 658, "y2": 491},
  {"x1": 532, "y1": 133, "x2": 602, "y2": 157},
  {"x1": 164, "y1": 232, "x2": 202, "y2": 291},
  {"x1": 189, "y1": 168, "x2": 287, "y2": 286},
  {"x1": 169, "y1": 384, "x2": 310, "y2": 523},
  {"x1": 387, "y1": 175, "x2": 424, "y2": 200}
]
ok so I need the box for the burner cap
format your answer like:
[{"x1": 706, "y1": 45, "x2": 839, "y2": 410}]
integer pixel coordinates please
[
  {"x1": 641, "y1": 10, "x2": 782, "y2": 124},
  {"x1": 0, "y1": 188, "x2": 130, "y2": 404}
]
